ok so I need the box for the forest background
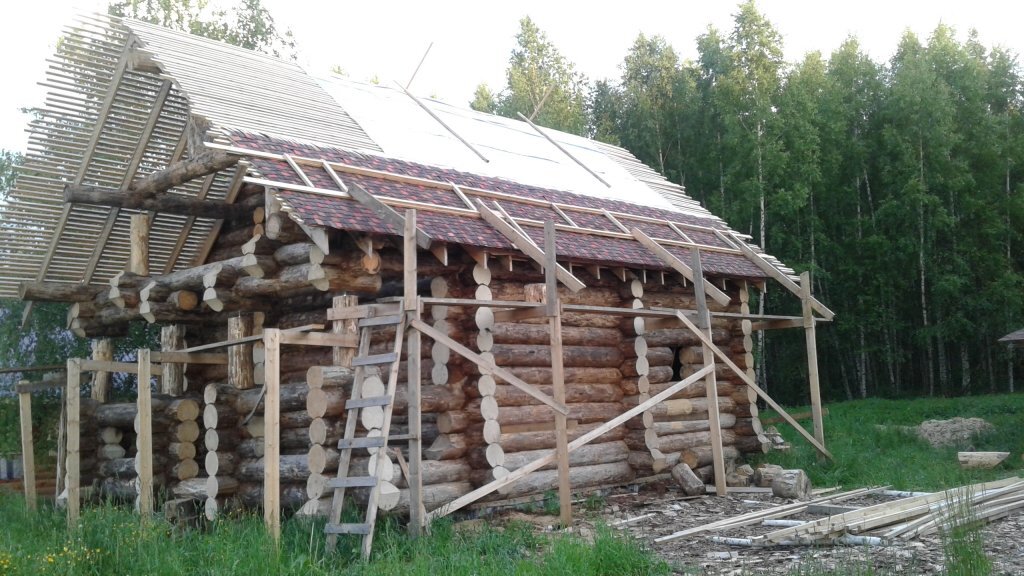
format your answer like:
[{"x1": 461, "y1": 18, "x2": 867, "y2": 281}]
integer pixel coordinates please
[{"x1": 1, "y1": 0, "x2": 1022, "y2": 408}]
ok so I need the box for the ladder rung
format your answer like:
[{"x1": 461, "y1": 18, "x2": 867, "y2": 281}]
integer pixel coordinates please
[
  {"x1": 346, "y1": 395, "x2": 392, "y2": 409},
  {"x1": 327, "y1": 476, "x2": 378, "y2": 489},
  {"x1": 359, "y1": 314, "x2": 404, "y2": 327},
  {"x1": 388, "y1": 434, "x2": 418, "y2": 442},
  {"x1": 352, "y1": 352, "x2": 398, "y2": 366},
  {"x1": 324, "y1": 523, "x2": 371, "y2": 535},
  {"x1": 337, "y1": 437, "x2": 387, "y2": 450}
]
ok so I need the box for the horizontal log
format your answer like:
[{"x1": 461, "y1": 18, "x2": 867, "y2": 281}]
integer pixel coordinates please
[
  {"x1": 470, "y1": 440, "x2": 629, "y2": 472},
  {"x1": 622, "y1": 395, "x2": 737, "y2": 419},
  {"x1": 465, "y1": 421, "x2": 625, "y2": 453},
  {"x1": 504, "y1": 366, "x2": 623, "y2": 385},
  {"x1": 680, "y1": 445, "x2": 741, "y2": 469},
  {"x1": 64, "y1": 183, "x2": 248, "y2": 219},
  {"x1": 457, "y1": 401, "x2": 622, "y2": 426},
  {"x1": 490, "y1": 344, "x2": 624, "y2": 368},
  {"x1": 627, "y1": 414, "x2": 738, "y2": 433},
  {"x1": 19, "y1": 281, "x2": 100, "y2": 302},
  {"x1": 489, "y1": 323, "x2": 621, "y2": 347},
  {"x1": 472, "y1": 460, "x2": 635, "y2": 499},
  {"x1": 626, "y1": 428, "x2": 738, "y2": 454},
  {"x1": 467, "y1": 383, "x2": 622, "y2": 406},
  {"x1": 424, "y1": 434, "x2": 468, "y2": 460}
]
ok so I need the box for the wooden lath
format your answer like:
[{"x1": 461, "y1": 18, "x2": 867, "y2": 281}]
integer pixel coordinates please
[{"x1": 631, "y1": 227, "x2": 731, "y2": 306}]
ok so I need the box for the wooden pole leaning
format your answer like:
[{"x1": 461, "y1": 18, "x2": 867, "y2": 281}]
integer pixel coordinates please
[
  {"x1": 66, "y1": 358, "x2": 81, "y2": 527},
  {"x1": 691, "y1": 248, "x2": 727, "y2": 496},
  {"x1": 544, "y1": 220, "x2": 572, "y2": 526},
  {"x1": 263, "y1": 329, "x2": 282, "y2": 543},
  {"x1": 404, "y1": 209, "x2": 425, "y2": 536},
  {"x1": 17, "y1": 381, "x2": 36, "y2": 510},
  {"x1": 800, "y1": 272, "x2": 826, "y2": 461},
  {"x1": 136, "y1": 349, "x2": 154, "y2": 521}
]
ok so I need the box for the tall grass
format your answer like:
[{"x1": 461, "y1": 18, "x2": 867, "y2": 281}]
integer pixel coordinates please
[
  {"x1": 753, "y1": 393, "x2": 1024, "y2": 490},
  {"x1": 0, "y1": 491, "x2": 669, "y2": 576}
]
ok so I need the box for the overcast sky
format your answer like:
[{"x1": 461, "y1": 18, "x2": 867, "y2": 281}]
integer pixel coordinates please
[{"x1": 2, "y1": 0, "x2": 1022, "y2": 152}]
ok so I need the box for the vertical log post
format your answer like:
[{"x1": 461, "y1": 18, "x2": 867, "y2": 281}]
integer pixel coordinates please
[
  {"x1": 332, "y1": 295, "x2": 359, "y2": 368},
  {"x1": 800, "y1": 272, "x2": 826, "y2": 461},
  {"x1": 160, "y1": 325, "x2": 185, "y2": 395},
  {"x1": 66, "y1": 358, "x2": 81, "y2": 527},
  {"x1": 17, "y1": 382, "x2": 36, "y2": 511},
  {"x1": 544, "y1": 220, "x2": 572, "y2": 526},
  {"x1": 692, "y1": 248, "x2": 726, "y2": 495},
  {"x1": 136, "y1": 349, "x2": 154, "y2": 520},
  {"x1": 229, "y1": 315, "x2": 255, "y2": 389},
  {"x1": 404, "y1": 210, "x2": 425, "y2": 535},
  {"x1": 90, "y1": 339, "x2": 113, "y2": 402},
  {"x1": 130, "y1": 213, "x2": 150, "y2": 276},
  {"x1": 263, "y1": 328, "x2": 282, "y2": 543}
]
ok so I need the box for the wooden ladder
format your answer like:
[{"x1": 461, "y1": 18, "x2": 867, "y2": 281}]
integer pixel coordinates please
[{"x1": 325, "y1": 302, "x2": 407, "y2": 558}]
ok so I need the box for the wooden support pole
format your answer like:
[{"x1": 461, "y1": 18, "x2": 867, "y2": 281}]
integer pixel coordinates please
[
  {"x1": 800, "y1": 272, "x2": 826, "y2": 461},
  {"x1": 405, "y1": 210, "x2": 425, "y2": 536},
  {"x1": 17, "y1": 383, "x2": 36, "y2": 510},
  {"x1": 545, "y1": 221, "x2": 572, "y2": 526},
  {"x1": 263, "y1": 329, "x2": 282, "y2": 543},
  {"x1": 228, "y1": 316, "x2": 255, "y2": 389},
  {"x1": 332, "y1": 295, "x2": 359, "y2": 367},
  {"x1": 66, "y1": 358, "x2": 81, "y2": 527},
  {"x1": 130, "y1": 213, "x2": 150, "y2": 276},
  {"x1": 692, "y1": 248, "x2": 726, "y2": 496},
  {"x1": 136, "y1": 349, "x2": 154, "y2": 520},
  {"x1": 90, "y1": 339, "x2": 113, "y2": 402},
  {"x1": 160, "y1": 326, "x2": 185, "y2": 396}
]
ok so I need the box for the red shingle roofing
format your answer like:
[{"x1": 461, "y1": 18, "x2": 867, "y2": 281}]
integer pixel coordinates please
[{"x1": 229, "y1": 130, "x2": 767, "y2": 279}]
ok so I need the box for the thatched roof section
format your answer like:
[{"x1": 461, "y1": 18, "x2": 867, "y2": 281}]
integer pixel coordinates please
[{"x1": 0, "y1": 14, "x2": 795, "y2": 299}]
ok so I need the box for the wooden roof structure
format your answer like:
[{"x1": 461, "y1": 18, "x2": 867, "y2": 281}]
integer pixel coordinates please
[
  {"x1": 0, "y1": 13, "x2": 798, "y2": 300},
  {"x1": 999, "y1": 329, "x2": 1024, "y2": 349}
]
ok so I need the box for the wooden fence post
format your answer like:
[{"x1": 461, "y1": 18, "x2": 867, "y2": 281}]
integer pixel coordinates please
[
  {"x1": 136, "y1": 349, "x2": 154, "y2": 520},
  {"x1": 263, "y1": 328, "x2": 282, "y2": 543},
  {"x1": 17, "y1": 381, "x2": 36, "y2": 510},
  {"x1": 66, "y1": 358, "x2": 81, "y2": 527}
]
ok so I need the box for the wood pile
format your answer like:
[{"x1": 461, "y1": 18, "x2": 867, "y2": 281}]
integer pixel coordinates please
[{"x1": 656, "y1": 477, "x2": 1024, "y2": 547}]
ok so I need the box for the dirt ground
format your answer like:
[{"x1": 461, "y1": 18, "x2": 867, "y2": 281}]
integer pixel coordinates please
[{"x1": 554, "y1": 483, "x2": 1024, "y2": 575}]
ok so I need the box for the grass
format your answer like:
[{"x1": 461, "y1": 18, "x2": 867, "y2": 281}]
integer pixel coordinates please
[
  {"x1": 752, "y1": 393, "x2": 1024, "y2": 491},
  {"x1": 0, "y1": 491, "x2": 669, "y2": 576}
]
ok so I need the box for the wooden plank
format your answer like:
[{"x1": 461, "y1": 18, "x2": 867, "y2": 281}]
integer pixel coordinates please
[
  {"x1": 692, "y1": 248, "x2": 727, "y2": 496},
  {"x1": 66, "y1": 358, "x2": 81, "y2": 527},
  {"x1": 419, "y1": 297, "x2": 540, "y2": 309},
  {"x1": 332, "y1": 295, "x2": 361, "y2": 368},
  {"x1": 324, "y1": 166, "x2": 432, "y2": 250},
  {"x1": 762, "y1": 408, "x2": 829, "y2": 425},
  {"x1": 18, "y1": 386, "x2": 36, "y2": 510},
  {"x1": 136, "y1": 349, "x2": 154, "y2": 521},
  {"x1": 492, "y1": 306, "x2": 549, "y2": 323},
  {"x1": 545, "y1": 221, "x2": 572, "y2": 526},
  {"x1": 148, "y1": 351, "x2": 228, "y2": 365},
  {"x1": 631, "y1": 228, "x2": 730, "y2": 306},
  {"x1": 715, "y1": 230, "x2": 834, "y2": 320},
  {"x1": 670, "y1": 310, "x2": 833, "y2": 460},
  {"x1": 399, "y1": 82, "x2": 489, "y2": 163},
  {"x1": 278, "y1": 332, "x2": 359, "y2": 348},
  {"x1": 180, "y1": 324, "x2": 323, "y2": 353},
  {"x1": 800, "y1": 272, "x2": 826, "y2": 461},
  {"x1": 516, "y1": 112, "x2": 610, "y2": 187},
  {"x1": 79, "y1": 360, "x2": 163, "y2": 376},
  {"x1": 405, "y1": 210, "x2": 424, "y2": 537},
  {"x1": 263, "y1": 329, "x2": 282, "y2": 543},
  {"x1": 750, "y1": 319, "x2": 804, "y2": 331},
  {"x1": 426, "y1": 364, "x2": 714, "y2": 521},
  {"x1": 476, "y1": 201, "x2": 585, "y2": 292},
  {"x1": 410, "y1": 318, "x2": 569, "y2": 416},
  {"x1": 15, "y1": 381, "x2": 64, "y2": 394}
]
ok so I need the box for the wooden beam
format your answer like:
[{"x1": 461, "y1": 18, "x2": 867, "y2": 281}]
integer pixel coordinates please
[
  {"x1": 18, "y1": 281, "x2": 99, "y2": 303},
  {"x1": 64, "y1": 184, "x2": 247, "y2": 219},
  {"x1": 263, "y1": 329, "x2": 282, "y2": 543},
  {"x1": 671, "y1": 310, "x2": 833, "y2": 459},
  {"x1": 405, "y1": 210, "x2": 425, "y2": 536},
  {"x1": 492, "y1": 305, "x2": 549, "y2": 323},
  {"x1": 130, "y1": 213, "x2": 150, "y2": 276},
  {"x1": 18, "y1": 384, "x2": 36, "y2": 510},
  {"x1": 800, "y1": 272, "x2": 826, "y2": 460},
  {"x1": 426, "y1": 364, "x2": 714, "y2": 520},
  {"x1": 516, "y1": 112, "x2": 610, "y2": 187},
  {"x1": 79, "y1": 360, "x2": 164, "y2": 376},
  {"x1": 128, "y1": 151, "x2": 241, "y2": 198},
  {"x1": 180, "y1": 324, "x2": 324, "y2": 353},
  {"x1": 631, "y1": 228, "x2": 730, "y2": 306},
  {"x1": 15, "y1": 380, "x2": 64, "y2": 394},
  {"x1": 186, "y1": 162, "x2": 248, "y2": 268},
  {"x1": 66, "y1": 358, "x2": 81, "y2": 527},
  {"x1": 545, "y1": 221, "x2": 572, "y2": 526},
  {"x1": 278, "y1": 332, "x2": 359, "y2": 348},
  {"x1": 476, "y1": 202, "x2": 585, "y2": 292},
  {"x1": 715, "y1": 230, "x2": 834, "y2": 320},
  {"x1": 323, "y1": 164, "x2": 432, "y2": 250},
  {"x1": 149, "y1": 351, "x2": 228, "y2": 365},
  {"x1": 692, "y1": 248, "x2": 726, "y2": 496},
  {"x1": 410, "y1": 319, "x2": 569, "y2": 416},
  {"x1": 398, "y1": 82, "x2": 489, "y2": 163},
  {"x1": 136, "y1": 349, "x2": 154, "y2": 520}
]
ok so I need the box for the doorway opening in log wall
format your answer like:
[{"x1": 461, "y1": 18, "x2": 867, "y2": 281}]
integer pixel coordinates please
[{"x1": 670, "y1": 346, "x2": 684, "y2": 381}]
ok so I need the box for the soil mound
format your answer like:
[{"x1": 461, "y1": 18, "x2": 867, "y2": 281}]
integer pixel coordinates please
[{"x1": 916, "y1": 417, "x2": 994, "y2": 448}]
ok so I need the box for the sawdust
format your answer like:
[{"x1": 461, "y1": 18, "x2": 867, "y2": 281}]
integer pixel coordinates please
[{"x1": 916, "y1": 417, "x2": 995, "y2": 448}]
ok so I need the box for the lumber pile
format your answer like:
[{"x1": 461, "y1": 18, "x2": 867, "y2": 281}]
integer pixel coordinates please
[{"x1": 657, "y1": 477, "x2": 1024, "y2": 548}]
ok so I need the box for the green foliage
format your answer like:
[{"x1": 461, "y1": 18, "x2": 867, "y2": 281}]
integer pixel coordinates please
[
  {"x1": 0, "y1": 149, "x2": 21, "y2": 203},
  {"x1": 470, "y1": 83, "x2": 498, "y2": 114},
  {"x1": 492, "y1": 17, "x2": 589, "y2": 135},
  {"x1": 753, "y1": 393, "x2": 1024, "y2": 490},
  {"x1": 0, "y1": 495, "x2": 668, "y2": 575},
  {"x1": 939, "y1": 489, "x2": 994, "y2": 576},
  {"x1": 108, "y1": 0, "x2": 296, "y2": 58}
]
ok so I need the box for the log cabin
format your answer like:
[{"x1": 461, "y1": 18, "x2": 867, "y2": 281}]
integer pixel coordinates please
[{"x1": 2, "y1": 14, "x2": 833, "y2": 552}]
